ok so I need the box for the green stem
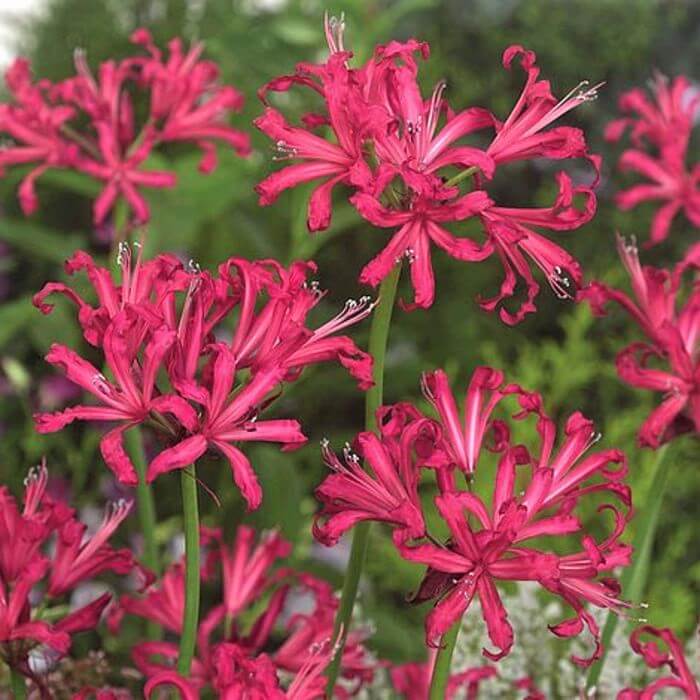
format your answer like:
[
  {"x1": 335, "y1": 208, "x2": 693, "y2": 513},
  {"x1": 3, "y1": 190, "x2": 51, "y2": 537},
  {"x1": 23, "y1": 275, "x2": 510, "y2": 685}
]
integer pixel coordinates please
[
  {"x1": 428, "y1": 620, "x2": 461, "y2": 700},
  {"x1": 586, "y1": 443, "x2": 671, "y2": 690},
  {"x1": 9, "y1": 667, "x2": 26, "y2": 699},
  {"x1": 177, "y1": 465, "x2": 201, "y2": 676},
  {"x1": 124, "y1": 428, "x2": 161, "y2": 640},
  {"x1": 444, "y1": 165, "x2": 479, "y2": 189},
  {"x1": 325, "y1": 263, "x2": 401, "y2": 695}
]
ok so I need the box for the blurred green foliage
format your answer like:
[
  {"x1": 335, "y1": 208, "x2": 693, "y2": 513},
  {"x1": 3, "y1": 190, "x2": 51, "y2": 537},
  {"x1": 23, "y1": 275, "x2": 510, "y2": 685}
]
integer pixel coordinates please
[{"x1": 0, "y1": 0, "x2": 697, "y2": 683}]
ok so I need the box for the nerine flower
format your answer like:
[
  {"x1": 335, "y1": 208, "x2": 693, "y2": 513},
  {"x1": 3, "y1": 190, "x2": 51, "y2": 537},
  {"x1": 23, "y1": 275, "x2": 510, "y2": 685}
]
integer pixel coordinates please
[
  {"x1": 313, "y1": 403, "x2": 439, "y2": 545},
  {"x1": 34, "y1": 248, "x2": 373, "y2": 509},
  {"x1": 606, "y1": 73, "x2": 700, "y2": 246},
  {"x1": 0, "y1": 464, "x2": 134, "y2": 686},
  {"x1": 618, "y1": 625, "x2": 700, "y2": 699},
  {"x1": 112, "y1": 525, "x2": 375, "y2": 697},
  {"x1": 256, "y1": 19, "x2": 600, "y2": 322},
  {"x1": 581, "y1": 235, "x2": 700, "y2": 447},
  {"x1": 314, "y1": 367, "x2": 632, "y2": 666},
  {"x1": 0, "y1": 29, "x2": 249, "y2": 224}
]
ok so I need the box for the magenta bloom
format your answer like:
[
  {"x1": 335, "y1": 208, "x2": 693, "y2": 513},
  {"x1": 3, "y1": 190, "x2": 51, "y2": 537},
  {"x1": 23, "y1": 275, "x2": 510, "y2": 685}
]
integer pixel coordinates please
[
  {"x1": 256, "y1": 19, "x2": 601, "y2": 322},
  {"x1": 581, "y1": 235, "x2": 700, "y2": 447},
  {"x1": 113, "y1": 525, "x2": 375, "y2": 697},
  {"x1": 0, "y1": 29, "x2": 249, "y2": 224},
  {"x1": 606, "y1": 74, "x2": 700, "y2": 246},
  {"x1": 0, "y1": 464, "x2": 133, "y2": 683},
  {"x1": 313, "y1": 368, "x2": 631, "y2": 666},
  {"x1": 313, "y1": 403, "x2": 440, "y2": 545},
  {"x1": 34, "y1": 249, "x2": 373, "y2": 509},
  {"x1": 618, "y1": 626, "x2": 700, "y2": 699}
]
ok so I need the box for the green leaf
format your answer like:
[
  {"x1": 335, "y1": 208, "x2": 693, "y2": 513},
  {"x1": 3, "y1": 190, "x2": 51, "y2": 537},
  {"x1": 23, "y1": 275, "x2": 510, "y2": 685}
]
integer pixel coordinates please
[
  {"x1": 0, "y1": 296, "x2": 35, "y2": 349},
  {"x1": 0, "y1": 219, "x2": 86, "y2": 263}
]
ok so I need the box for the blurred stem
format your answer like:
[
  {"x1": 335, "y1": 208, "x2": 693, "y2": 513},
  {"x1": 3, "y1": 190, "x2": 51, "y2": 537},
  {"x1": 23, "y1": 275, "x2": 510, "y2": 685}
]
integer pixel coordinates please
[
  {"x1": 9, "y1": 668, "x2": 26, "y2": 699},
  {"x1": 444, "y1": 165, "x2": 479, "y2": 189},
  {"x1": 325, "y1": 263, "x2": 401, "y2": 695},
  {"x1": 124, "y1": 428, "x2": 161, "y2": 640},
  {"x1": 428, "y1": 620, "x2": 461, "y2": 700},
  {"x1": 586, "y1": 443, "x2": 671, "y2": 690},
  {"x1": 177, "y1": 464, "x2": 201, "y2": 676}
]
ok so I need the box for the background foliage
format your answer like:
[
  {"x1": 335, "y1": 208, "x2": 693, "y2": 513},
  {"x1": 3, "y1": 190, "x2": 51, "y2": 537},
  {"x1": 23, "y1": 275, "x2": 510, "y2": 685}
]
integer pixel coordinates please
[{"x1": 0, "y1": 0, "x2": 697, "y2": 683}]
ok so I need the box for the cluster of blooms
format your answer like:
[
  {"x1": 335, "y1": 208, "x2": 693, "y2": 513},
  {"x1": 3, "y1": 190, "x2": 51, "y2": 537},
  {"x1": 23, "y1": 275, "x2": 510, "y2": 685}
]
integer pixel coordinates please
[
  {"x1": 105, "y1": 524, "x2": 376, "y2": 698},
  {"x1": 255, "y1": 16, "x2": 600, "y2": 323},
  {"x1": 0, "y1": 463, "x2": 136, "y2": 693},
  {"x1": 582, "y1": 235, "x2": 700, "y2": 448},
  {"x1": 605, "y1": 73, "x2": 700, "y2": 246},
  {"x1": 0, "y1": 29, "x2": 250, "y2": 226},
  {"x1": 314, "y1": 366, "x2": 632, "y2": 666},
  {"x1": 32, "y1": 246, "x2": 373, "y2": 509}
]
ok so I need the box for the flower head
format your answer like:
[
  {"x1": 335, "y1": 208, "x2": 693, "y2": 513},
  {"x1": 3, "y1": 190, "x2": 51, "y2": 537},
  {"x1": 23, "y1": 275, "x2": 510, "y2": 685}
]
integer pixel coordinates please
[
  {"x1": 313, "y1": 367, "x2": 631, "y2": 666},
  {"x1": 581, "y1": 236, "x2": 700, "y2": 447},
  {"x1": 0, "y1": 30, "x2": 249, "y2": 224},
  {"x1": 256, "y1": 22, "x2": 600, "y2": 322},
  {"x1": 34, "y1": 249, "x2": 373, "y2": 508},
  {"x1": 606, "y1": 73, "x2": 700, "y2": 247}
]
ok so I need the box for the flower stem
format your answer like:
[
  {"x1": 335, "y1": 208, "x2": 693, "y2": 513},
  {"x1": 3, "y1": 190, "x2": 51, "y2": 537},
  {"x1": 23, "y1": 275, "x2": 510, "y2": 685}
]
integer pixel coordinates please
[
  {"x1": 124, "y1": 427, "x2": 161, "y2": 639},
  {"x1": 444, "y1": 165, "x2": 479, "y2": 189},
  {"x1": 325, "y1": 263, "x2": 401, "y2": 695},
  {"x1": 585, "y1": 443, "x2": 671, "y2": 690},
  {"x1": 177, "y1": 464, "x2": 201, "y2": 676},
  {"x1": 428, "y1": 620, "x2": 461, "y2": 699},
  {"x1": 9, "y1": 668, "x2": 26, "y2": 699}
]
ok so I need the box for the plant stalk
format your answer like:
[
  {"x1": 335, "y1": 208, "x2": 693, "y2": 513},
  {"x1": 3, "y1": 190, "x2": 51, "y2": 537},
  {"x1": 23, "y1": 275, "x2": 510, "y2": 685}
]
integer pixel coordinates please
[
  {"x1": 428, "y1": 620, "x2": 461, "y2": 699},
  {"x1": 177, "y1": 464, "x2": 201, "y2": 676},
  {"x1": 9, "y1": 667, "x2": 26, "y2": 699},
  {"x1": 586, "y1": 443, "x2": 671, "y2": 690},
  {"x1": 325, "y1": 263, "x2": 401, "y2": 695}
]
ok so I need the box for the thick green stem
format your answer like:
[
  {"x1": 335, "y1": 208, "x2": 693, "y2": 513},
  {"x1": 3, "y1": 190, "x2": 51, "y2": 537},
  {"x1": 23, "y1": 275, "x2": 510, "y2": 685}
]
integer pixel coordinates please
[
  {"x1": 177, "y1": 465, "x2": 201, "y2": 676},
  {"x1": 124, "y1": 428, "x2": 161, "y2": 640},
  {"x1": 586, "y1": 443, "x2": 671, "y2": 690},
  {"x1": 325, "y1": 264, "x2": 401, "y2": 695},
  {"x1": 9, "y1": 667, "x2": 26, "y2": 699},
  {"x1": 428, "y1": 620, "x2": 461, "y2": 699}
]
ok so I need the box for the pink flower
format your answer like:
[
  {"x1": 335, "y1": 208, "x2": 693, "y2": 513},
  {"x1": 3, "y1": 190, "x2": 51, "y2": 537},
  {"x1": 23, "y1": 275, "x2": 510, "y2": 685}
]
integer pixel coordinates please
[
  {"x1": 390, "y1": 661, "x2": 498, "y2": 700},
  {"x1": 352, "y1": 190, "x2": 492, "y2": 310},
  {"x1": 0, "y1": 464, "x2": 132, "y2": 682},
  {"x1": 256, "y1": 23, "x2": 600, "y2": 322},
  {"x1": 314, "y1": 368, "x2": 631, "y2": 666},
  {"x1": 581, "y1": 237, "x2": 700, "y2": 447},
  {"x1": 202, "y1": 525, "x2": 291, "y2": 622},
  {"x1": 35, "y1": 250, "x2": 372, "y2": 505},
  {"x1": 34, "y1": 317, "x2": 196, "y2": 486},
  {"x1": 486, "y1": 46, "x2": 602, "y2": 165},
  {"x1": 313, "y1": 404, "x2": 440, "y2": 545},
  {"x1": 618, "y1": 625, "x2": 700, "y2": 699},
  {"x1": 114, "y1": 526, "x2": 375, "y2": 697},
  {"x1": 0, "y1": 59, "x2": 79, "y2": 214},
  {"x1": 48, "y1": 499, "x2": 134, "y2": 596},
  {"x1": 420, "y1": 367, "x2": 509, "y2": 477},
  {"x1": 478, "y1": 171, "x2": 596, "y2": 324},
  {"x1": 0, "y1": 31, "x2": 249, "y2": 224},
  {"x1": 606, "y1": 74, "x2": 700, "y2": 247}
]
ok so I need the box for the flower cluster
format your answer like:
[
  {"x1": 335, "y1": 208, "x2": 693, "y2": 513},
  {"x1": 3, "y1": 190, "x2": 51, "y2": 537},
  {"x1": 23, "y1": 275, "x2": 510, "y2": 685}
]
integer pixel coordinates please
[
  {"x1": 33, "y1": 246, "x2": 373, "y2": 509},
  {"x1": 255, "y1": 17, "x2": 600, "y2": 323},
  {"x1": 107, "y1": 524, "x2": 375, "y2": 698},
  {"x1": 582, "y1": 234, "x2": 700, "y2": 447},
  {"x1": 314, "y1": 366, "x2": 632, "y2": 666},
  {"x1": 0, "y1": 463, "x2": 135, "y2": 692},
  {"x1": 606, "y1": 73, "x2": 700, "y2": 246},
  {"x1": 0, "y1": 28, "x2": 250, "y2": 225}
]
